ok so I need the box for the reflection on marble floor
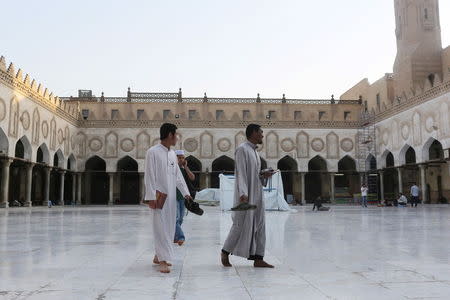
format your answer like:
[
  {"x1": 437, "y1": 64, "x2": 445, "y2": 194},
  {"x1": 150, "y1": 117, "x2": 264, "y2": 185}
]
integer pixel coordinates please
[{"x1": 1, "y1": 205, "x2": 450, "y2": 300}]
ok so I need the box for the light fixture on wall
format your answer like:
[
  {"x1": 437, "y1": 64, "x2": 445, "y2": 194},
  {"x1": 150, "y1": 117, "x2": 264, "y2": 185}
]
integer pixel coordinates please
[
  {"x1": 266, "y1": 115, "x2": 270, "y2": 119},
  {"x1": 175, "y1": 114, "x2": 180, "y2": 119}
]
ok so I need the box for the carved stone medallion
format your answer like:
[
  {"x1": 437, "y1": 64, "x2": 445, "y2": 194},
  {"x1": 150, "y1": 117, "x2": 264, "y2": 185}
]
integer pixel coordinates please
[
  {"x1": 425, "y1": 116, "x2": 436, "y2": 133},
  {"x1": 42, "y1": 121, "x2": 49, "y2": 138},
  {"x1": 21, "y1": 111, "x2": 30, "y2": 130},
  {"x1": 217, "y1": 138, "x2": 231, "y2": 152},
  {"x1": 280, "y1": 138, "x2": 295, "y2": 152},
  {"x1": 121, "y1": 138, "x2": 135, "y2": 152},
  {"x1": 184, "y1": 138, "x2": 198, "y2": 152},
  {"x1": 311, "y1": 138, "x2": 324, "y2": 152},
  {"x1": 0, "y1": 98, "x2": 6, "y2": 121},
  {"x1": 340, "y1": 138, "x2": 354, "y2": 152},
  {"x1": 401, "y1": 123, "x2": 410, "y2": 140},
  {"x1": 89, "y1": 137, "x2": 103, "y2": 152},
  {"x1": 57, "y1": 129, "x2": 64, "y2": 145}
]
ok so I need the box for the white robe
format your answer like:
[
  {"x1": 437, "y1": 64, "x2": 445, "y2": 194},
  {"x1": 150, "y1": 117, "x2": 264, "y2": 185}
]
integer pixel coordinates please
[
  {"x1": 145, "y1": 144, "x2": 190, "y2": 262},
  {"x1": 223, "y1": 141, "x2": 266, "y2": 259}
]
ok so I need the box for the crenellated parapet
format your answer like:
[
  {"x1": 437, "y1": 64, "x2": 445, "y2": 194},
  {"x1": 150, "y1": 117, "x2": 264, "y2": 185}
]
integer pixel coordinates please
[{"x1": 0, "y1": 55, "x2": 80, "y2": 125}]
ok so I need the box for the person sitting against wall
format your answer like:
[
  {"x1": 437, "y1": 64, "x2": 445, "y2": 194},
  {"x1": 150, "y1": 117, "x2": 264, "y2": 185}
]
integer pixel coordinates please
[
  {"x1": 396, "y1": 193, "x2": 408, "y2": 207},
  {"x1": 312, "y1": 196, "x2": 330, "y2": 211}
]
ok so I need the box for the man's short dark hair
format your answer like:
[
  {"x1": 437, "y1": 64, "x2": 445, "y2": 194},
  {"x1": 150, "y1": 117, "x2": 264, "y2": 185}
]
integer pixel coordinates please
[
  {"x1": 246, "y1": 124, "x2": 261, "y2": 138},
  {"x1": 160, "y1": 123, "x2": 177, "y2": 140}
]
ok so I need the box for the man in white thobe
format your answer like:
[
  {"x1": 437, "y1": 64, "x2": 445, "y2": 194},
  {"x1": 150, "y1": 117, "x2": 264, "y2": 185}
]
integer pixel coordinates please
[
  {"x1": 145, "y1": 123, "x2": 192, "y2": 273},
  {"x1": 221, "y1": 124, "x2": 275, "y2": 268}
]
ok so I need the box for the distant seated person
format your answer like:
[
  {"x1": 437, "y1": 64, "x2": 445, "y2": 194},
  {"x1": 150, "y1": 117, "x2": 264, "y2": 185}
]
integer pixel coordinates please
[
  {"x1": 396, "y1": 193, "x2": 408, "y2": 207},
  {"x1": 312, "y1": 197, "x2": 330, "y2": 211}
]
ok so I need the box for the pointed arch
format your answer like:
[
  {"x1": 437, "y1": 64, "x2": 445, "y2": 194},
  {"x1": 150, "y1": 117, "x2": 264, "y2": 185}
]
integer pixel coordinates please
[
  {"x1": 15, "y1": 136, "x2": 32, "y2": 160},
  {"x1": 53, "y1": 149, "x2": 64, "y2": 168},
  {"x1": 67, "y1": 154, "x2": 76, "y2": 171},
  {"x1": 36, "y1": 143, "x2": 50, "y2": 164},
  {"x1": 277, "y1": 155, "x2": 298, "y2": 171},
  {"x1": 117, "y1": 155, "x2": 138, "y2": 171},
  {"x1": 380, "y1": 149, "x2": 394, "y2": 168},
  {"x1": 422, "y1": 138, "x2": 444, "y2": 161},
  {"x1": 399, "y1": 144, "x2": 416, "y2": 165},
  {"x1": 365, "y1": 154, "x2": 377, "y2": 171},
  {"x1": 85, "y1": 155, "x2": 106, "y2": 171},
  {"x1": 308, "y1": 155, "x2": 328, "y2": 171},
  {"x1": 0, "y1": 127, "x2": 8, "y2": 155},
  {"x1": 337, "y1": 155, "x2": 356, "y2": 171},
  {"x1": 211, "y1": 155, "x2": 235, "y2": 188}
]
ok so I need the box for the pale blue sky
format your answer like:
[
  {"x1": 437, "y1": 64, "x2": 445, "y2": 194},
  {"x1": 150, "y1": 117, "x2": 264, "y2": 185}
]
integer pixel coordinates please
[{"x1": 2, "y1": 0, "x2": 449, "y2": 99}]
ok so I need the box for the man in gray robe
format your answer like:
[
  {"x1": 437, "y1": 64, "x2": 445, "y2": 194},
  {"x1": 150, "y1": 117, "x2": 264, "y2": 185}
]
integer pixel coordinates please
[{"x1": 221, "y1": 124, "x2": 275, "y2": 268}]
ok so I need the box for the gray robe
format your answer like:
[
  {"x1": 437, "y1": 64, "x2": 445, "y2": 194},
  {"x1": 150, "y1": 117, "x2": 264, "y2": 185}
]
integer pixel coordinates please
[{"x1": 223, "y1": 141, "x2": 266, "y2": 259}]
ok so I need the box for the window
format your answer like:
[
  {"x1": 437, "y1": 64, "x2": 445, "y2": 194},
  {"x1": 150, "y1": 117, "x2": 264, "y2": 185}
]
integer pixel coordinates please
[
  {"x1": 163, "y1": 110, "x2": 171, "y2": 120},
  {"x1": 319, "y1": 111, "x2": 326, "y2": 120},
  {"x1": 424, "y1": 8, "x2": 428, "y2": 20},
  {"x1": 216, "y1": 110, "x2": 224, "y2": 120},
  {"x1": 188, "y1": 110, "x2": 197, "y2": 120},
  {"x1": 111, "y1": 109, "x2": 119, "y2": 120},
  {"x1": 376, "y1": 94, "x2": 381, "y2": 110},
  {"x1": 137, "y1": 109, "x2": 144, "y2": 120},
  {"x1": 294, "y1": 111, "x2": 302, "y2": 120},
  {"x1": 344, "y1": 111, "x2": 351, "y2": 120},
  {"x1": 242, "y1": 110, "x2": 250, "y2": 120},
  {"x1": 364, "y1": 101, "x2": 368, "y2": 112},
  {"x1": 81, "y1": 109, "x2": 89, "y2": 120}
]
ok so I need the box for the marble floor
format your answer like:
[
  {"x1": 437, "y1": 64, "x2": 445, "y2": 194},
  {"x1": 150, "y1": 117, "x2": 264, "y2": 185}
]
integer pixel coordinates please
[{"x1": 1, "y1": 205, "x2": 450, "y2": 300}]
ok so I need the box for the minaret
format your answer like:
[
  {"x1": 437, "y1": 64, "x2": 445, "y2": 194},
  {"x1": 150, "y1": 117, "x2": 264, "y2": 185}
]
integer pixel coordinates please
[{"x1": 393, "y1": 0, "x2": 443, "y2": 97}]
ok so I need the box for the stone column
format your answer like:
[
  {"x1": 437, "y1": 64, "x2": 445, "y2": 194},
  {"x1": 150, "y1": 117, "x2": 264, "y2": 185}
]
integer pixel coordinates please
[
  {"x1": 71, "y1": 173, "x2": 76, "y2": 205},
  {"x1": 330, "y1": 173, "x2": 335, "y2": 204},
  {"x1": 379, "y1": 170, "x2": 385, "y2": 203},
  {"x1": 43, "y1": 166, "x2": 51, "y2": 206},
  {"x1": 58, "y1": 171, "x2": 65, "y2": 205},
  {"x1": 205, "y1": 168, "x2": 210, "y2": 188},
  {"x1": 300, "y1": 172, "x2": 306, "y2": 205},
  {"x1": 139, "y1": 173, "x2": 144, "y2": 204},
  {"x1": 0, "y1": 159, "x2": 12, "y2": 208},
  {"x1": 108, "y1": 172, "x2": 114, "y2": 205},
  {"x1": 76, "y1": 173, "x2": 82, "y2": 205},
  {"x1": 397, "y1": 167, "x2": 403, "y2": 193},
  {"x1": 419, "y1": 164, "x2": 427, "y2": 203},
  {"x1": 24, "y1": 163, "x2": 34, "y2": 207}
]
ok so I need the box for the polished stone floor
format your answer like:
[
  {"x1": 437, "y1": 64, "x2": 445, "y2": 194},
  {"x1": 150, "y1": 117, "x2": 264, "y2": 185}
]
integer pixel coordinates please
[{"x1": 1, "y1": 205, "x2": 450, "y2": 300}]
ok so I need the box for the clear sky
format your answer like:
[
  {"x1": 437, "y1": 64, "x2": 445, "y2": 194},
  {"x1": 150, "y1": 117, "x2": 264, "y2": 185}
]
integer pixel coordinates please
[{"x1": 2, "y1": 0, "x2": 449, "y2": 99}]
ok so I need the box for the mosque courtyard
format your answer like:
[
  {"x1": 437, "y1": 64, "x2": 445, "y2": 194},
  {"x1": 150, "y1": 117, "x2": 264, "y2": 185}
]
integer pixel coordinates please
[{"x1": 1, "y1": 205, "x2": 450, "y2": 300}]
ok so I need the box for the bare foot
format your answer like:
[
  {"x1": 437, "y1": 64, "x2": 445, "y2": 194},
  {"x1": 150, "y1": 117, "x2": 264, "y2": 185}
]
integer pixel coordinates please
[
  {"x1": 221, "y1": 252, "x2": 232, "y2": 267},
  {"x1": 153, "y1": 255, "x2": 172, "y2": 266},
  {"x1": 159, "y1": 261, "x2": 171, "y2": 273},
  {"x1": 254, "y1": 260, "x2": 274, "y2": 268},
  {"x1": 177, "y1": 240, "x2": 184, "y2": 246}
]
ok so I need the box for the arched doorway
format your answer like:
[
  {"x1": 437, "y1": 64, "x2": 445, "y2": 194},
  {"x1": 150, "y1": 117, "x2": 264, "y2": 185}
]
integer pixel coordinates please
[
  {"x1": 31, "y1": 144, "x2": 49, "y2": 206},
  {"x1": 305, "y1": 156, "x2": 329, "y2": 203},
  {"x1": 186, "y1": 156, "x2": 202, "y2": 190},
  {"x1": 424, "y1": 139, "x2": 445, "y2": 203},
  {"x1": 64, "y1": 154, "x2": 76, "y2": 205},
  {"x1": 335, "y1": 156, "x2": 359, "y2": 203},
  {"x1": 277, "y1": 156, "x2": 298, "y2": 201},
  {"x1": 401, "y1": 146, "x2": 419, "y2": 195},
  {"x1": 211, "y1": 156, "x2": 235, "y2": 188},
  {"x1": 9, "y1": 137, "x2": 32, "y2": 206},
  {"x1": 49, "y1": 151, "x2": 64, "y2": 205},
  {"x1": 383, "y1": 151, "x2": 398, "y2": 202},
  {"x1": 117, "y1": 156, "x2": 139, "y2": 205},
  {"x1": 365, "y1": 154, "x2": 379, "y2": 202},
  {"x1": 85, "y1": 156, "x2": 108, "y2": 205}
]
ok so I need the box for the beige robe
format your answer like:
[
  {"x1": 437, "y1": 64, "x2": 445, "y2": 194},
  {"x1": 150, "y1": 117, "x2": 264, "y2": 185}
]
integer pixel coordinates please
[{"x1": 223, "y1": 141, "x2": 266, "y2": 259}]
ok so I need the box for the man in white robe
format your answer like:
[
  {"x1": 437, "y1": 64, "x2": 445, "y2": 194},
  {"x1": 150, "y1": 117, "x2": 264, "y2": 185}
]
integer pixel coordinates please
[
  {"x1": 145, "y1": 123, "x2": 192, "y2": 273},
  {"x1": 221, "y1": 124, "x2": 275, "y2": 268}
]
